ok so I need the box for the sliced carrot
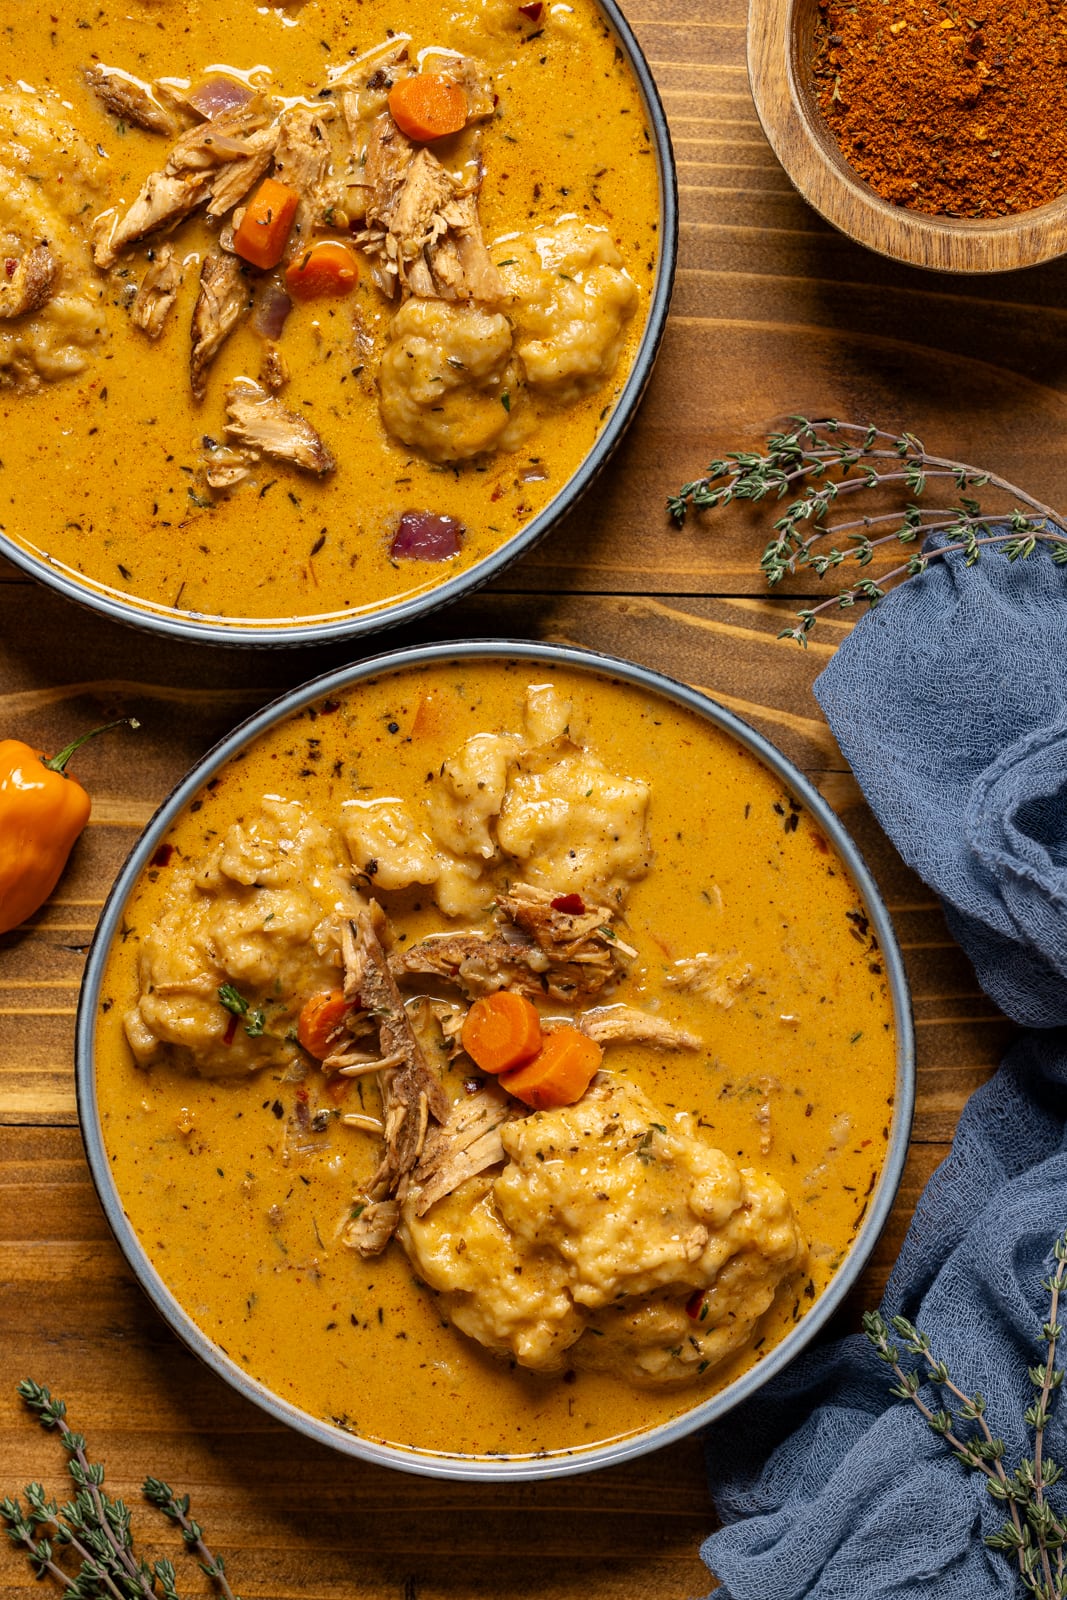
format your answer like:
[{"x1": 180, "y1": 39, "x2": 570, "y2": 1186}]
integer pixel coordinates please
[
  {"x1": 461, "y1": 991, "x2": 543, "y2": 1075},
  {"x1": 499, "y1": 1025, "x2": 603, "y2": 1110},
  {"x1": 388, "y1": 74, "x2": 468, "y2": 142},
  {"x1": 298, "y1": 989, "x2": 353, "y2": 1060},
  {"x1": 233, "y1": 177, "x2": 300, "y2": 270},
  {"x1": 285, "y1": 240, "x2": 360, "y2": 300}
]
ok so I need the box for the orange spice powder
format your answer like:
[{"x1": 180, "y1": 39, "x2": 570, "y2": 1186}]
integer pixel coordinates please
[{"x1": 813, "y1": 0, "x2": 1067, "y2": 218}]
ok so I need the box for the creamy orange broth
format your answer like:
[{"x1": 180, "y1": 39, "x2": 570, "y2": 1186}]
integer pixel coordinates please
[
  {"x1": 95, "y1": 663, "x2": 897, "y2": 1461},
  {"x1": 1, "y1": 0, "x2": 658, "y2": 630}
]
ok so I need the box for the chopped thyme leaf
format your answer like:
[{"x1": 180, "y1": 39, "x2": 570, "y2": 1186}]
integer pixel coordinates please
[{"x1": 218, "y1": 983, "x2": 248, "y2": 1017}]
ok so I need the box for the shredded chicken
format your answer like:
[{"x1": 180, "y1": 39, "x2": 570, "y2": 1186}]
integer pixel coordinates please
[
  {"x1": 190, "y1": 251, "x2": 250, "y2": 400},
  {"x1": 389, "y1": 148, "x2": 456, "y2": 251},
  {"x1": 392, "y1": 886, "x2": 633, "y2": 1005},
  {"x1": 130, "y1": 244, "x2": 182, "y2": 339},
  {"x1": 353, "y1": 108, "x2": 501, "y2": 302},
  {"x1": 93, "y1": 170, "x2": 213, "y2": 269},
  {"x1": 411, "y1": 190, "x2": 501, "y2": 301},
  {"x1": 499, "y1": 884, "x2": 633, "y2": 961},
  {"x1": 259, "y1": 343, "x2": 290, "y2": 393},
  {"x1": 85, "y1": 65, "x2": 181, "y2": 136},
  {"x1": 578, "y1": 1005, "x2": 702, "y2": 1051},
  {"x1": 93, "y1": 100, "x2": 277, "y2": 268},
  {"x1": 665, "y1": 951, "x2": 754, "y2": 1007},
  {"x1": 167, "y1": 101, "x2": 276, "y2": 174},
  {"x1": 410, "y1": 1082, "x2": 518, "y2": 1216},
  {"x1": 202, "y1": 445, "x2": 253, "y2": 491},
  {"x1": 335, "y1": 41, "x2": 412, "y2": 218},
  {"x1": 342, "y1": 1198, "x2": 400, "y2": 1256},
  {"x1": 223, "y1": 379, "x2": 336, "y2": 476},
  {"x1": 433, "y1": 52, "x2": 497, "y2": 120},
  {"x1": 341, "y1": 909, "x2": 450, "y2": 1255},
  {"x1": 207, "y1": 124, "x2": 279, "y2": 218},
  {"x1": 0, "y1": 245, "x2": 58, "y2": 319},
  {"x1": 273, "y1": 105, "x2": 334, "y2": 244}
]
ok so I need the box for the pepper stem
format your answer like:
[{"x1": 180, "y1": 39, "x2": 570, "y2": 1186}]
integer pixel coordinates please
[{"x1": 43, "y1": 718, "x2": 140, "y2": 776}]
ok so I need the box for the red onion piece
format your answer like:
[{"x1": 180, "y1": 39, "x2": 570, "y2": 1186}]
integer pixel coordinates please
[
  {"x1": 188, "y1": 75, "x2": 255, "y2": 120},
  {"x1": 390, "y1": 511, "x2": 464, "y2": 561},
  {"x1": 518, "y1": 2, "x2": 544, "y2": 19},
  {"x1": 253, "y1": 283, "x2": 292, "y2": 340}
]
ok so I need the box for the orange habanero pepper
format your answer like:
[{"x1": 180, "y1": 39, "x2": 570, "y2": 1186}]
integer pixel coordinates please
[{"x1": 0, "y1": 719, "x2": 138, "y2": 936}]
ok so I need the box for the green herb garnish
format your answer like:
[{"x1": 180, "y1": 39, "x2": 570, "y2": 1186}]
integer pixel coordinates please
[
  {"x1": 218, "y1": 984, "x2": 248, "y2": 1017},
  {"x1": 865, "y1": 1227, "x2": 1067, "y2": 1598},
  {"x1": 668, "y1": 418, "x2": 1067, "y2": 645},
  {"x1": 1, "y1": 1381, "x2": 240, "y2": 1599},
  {"x1": 218, "y1": 985, "x2": 266, "y2": 1041}
]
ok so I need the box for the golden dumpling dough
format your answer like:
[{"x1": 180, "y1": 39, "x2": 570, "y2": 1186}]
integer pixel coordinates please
[
  {"x1": 125, "y1": 799, "x2": 357, "y2": 1077},
  {"x1": 402, "y1": 1075, "x2": 806, "y2": 1385},
  {"x1": 495, "y1": 220, "x2": 638, "y2": 404},
  {"x1": 378, "y1": 299, "x2": 528, "y2": 462}
]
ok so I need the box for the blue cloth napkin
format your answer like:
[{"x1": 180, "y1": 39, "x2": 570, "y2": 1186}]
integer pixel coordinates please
[
  {"x1": 817, "y1": 543, "x2": 1067, "y2": 1029},
  {"x1": 701, "y1": 545, "x2": 1067, "y2": 1599}
]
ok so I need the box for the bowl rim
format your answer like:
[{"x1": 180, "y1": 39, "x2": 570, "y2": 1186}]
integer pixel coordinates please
[
  {"x1": 75, "y1": 638, "x2": 916, "y2": 1481},
  {"x1": 747, "y1": 0, "x2": 1067, "y2": 273},
  {"x1": 0, "y1": 2, "x2": 678, "y2": 647}
]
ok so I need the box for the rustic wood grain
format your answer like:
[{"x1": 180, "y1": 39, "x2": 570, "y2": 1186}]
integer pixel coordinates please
[{"x1": 0, "y1": 0, "x2": 1033, "y2": 1591}]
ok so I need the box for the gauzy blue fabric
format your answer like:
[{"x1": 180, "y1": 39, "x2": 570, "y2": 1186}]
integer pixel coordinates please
[
  {"x1": 816, "y1": 544, "x2": 1067, "y2": 1029},
  {"x1": 700, "y1": 546, "x2": 1067, "y2": 1599},
  {"x1": 701, "y1": 1031, "x2": 1067, "y2": 1600}
]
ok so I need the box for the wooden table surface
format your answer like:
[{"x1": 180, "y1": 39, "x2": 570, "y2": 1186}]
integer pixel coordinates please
[{"x1": 5, "y1": 0, "x2": 1063, "y2": 1592}]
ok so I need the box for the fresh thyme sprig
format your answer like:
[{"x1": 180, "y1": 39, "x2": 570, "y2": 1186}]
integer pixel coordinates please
[
  {"x1": 668, "y1": 418, "x2": 1067, "y2": 645},
  {"x1": 1, "y1": 1381, "x2": 239, "y2": 1600},
  {"x1": 864, "y1": 1228, "x2": 1067, "y2": 1599}
]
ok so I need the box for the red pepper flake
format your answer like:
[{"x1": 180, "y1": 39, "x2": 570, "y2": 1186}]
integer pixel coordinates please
[
  {"x1": 296, "y1": 1085, "x2": 309, "y2": 1103},
  {"x1": 223, "y1": 1013, "x2": 238, "y2": 1046},
  {"x1": 320, "y1": 699, "x2": 340, "y2": 714},
  {"x1": 551, "y1": 893, "x2": 586, "y2": 915},
  {"x1": 518, "y1": 1, "x2": 543, "y2": 18},
  {"x1": 150, "y1": 843, "x2": 174, "y2": 868},
  {"x1": 685, "y1": 1289, "x2": 707, "y2": 1321},
  {"x1": 5, "y1": 259, "x2": 17, "y2": 280}
]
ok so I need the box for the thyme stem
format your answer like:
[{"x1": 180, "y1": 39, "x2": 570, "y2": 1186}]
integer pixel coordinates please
[
  {"x1": 668, "y1": 417, "x2": 1067, "y2": 643},
  {"x1": 67, "y1": 1431, "x2": 150, "y2": 1593},
  {"x1": 792, "y1": 531, "x2": 1067, "y2": 639},
  {"x1": 5, "y1": 1382, "x2": 241, "y2": 1600},
  {"x1": 865, "y1": 1227, "x2": 1067, "y2": 1599},
  {"x1": 4, "y1": 1521, "x2": 77, "y2": 1593}
]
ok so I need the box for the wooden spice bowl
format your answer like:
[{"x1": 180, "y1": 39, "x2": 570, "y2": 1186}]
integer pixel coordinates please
[{"x1": 747, "y1": 0, "x2": 1067, "y2": 272}]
